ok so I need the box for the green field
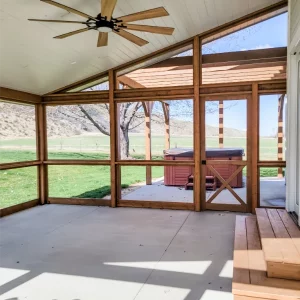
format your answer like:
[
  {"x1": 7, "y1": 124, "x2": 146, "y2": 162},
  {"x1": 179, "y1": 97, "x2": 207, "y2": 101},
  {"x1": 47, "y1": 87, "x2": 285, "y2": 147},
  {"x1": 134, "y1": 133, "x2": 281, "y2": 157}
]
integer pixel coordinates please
[
  {"x1": 0, "y1": 134, "x2": 283, "y2": 160},
  {"x1": 0, "y1": 135, "x2": 283, "y2": 209}
]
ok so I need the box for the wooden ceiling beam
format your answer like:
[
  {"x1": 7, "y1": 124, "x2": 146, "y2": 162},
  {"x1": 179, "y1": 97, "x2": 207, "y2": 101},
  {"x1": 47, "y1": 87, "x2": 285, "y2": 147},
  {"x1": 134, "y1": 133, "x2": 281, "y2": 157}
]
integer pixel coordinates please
[
  {"x1": 0, "y1": 87, "x2": 41, "y2": 104},
  {"x1": 118, "y1": 75, "x2": 146, "y2": 89},
  {"x1": 141, "y1": 47, "x2": 287, "y2": 70}
]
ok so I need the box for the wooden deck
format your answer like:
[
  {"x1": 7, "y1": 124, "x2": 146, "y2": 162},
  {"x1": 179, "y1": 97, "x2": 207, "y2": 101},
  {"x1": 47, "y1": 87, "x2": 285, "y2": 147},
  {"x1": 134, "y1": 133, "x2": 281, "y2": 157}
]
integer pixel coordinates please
[
  {"x1": 233, "y1": 213, "x2": 300, "y2": 300},
  {"x1": 256, "y1": 208, "x2": 300, "y2": 281}
]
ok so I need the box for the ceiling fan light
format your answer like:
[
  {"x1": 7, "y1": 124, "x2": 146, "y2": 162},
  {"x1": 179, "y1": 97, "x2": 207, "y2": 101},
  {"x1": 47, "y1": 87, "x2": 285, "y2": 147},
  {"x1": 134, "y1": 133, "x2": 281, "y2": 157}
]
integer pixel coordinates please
[{"x1": 97, "y1": 26, "x2": 112, "y2": 33}]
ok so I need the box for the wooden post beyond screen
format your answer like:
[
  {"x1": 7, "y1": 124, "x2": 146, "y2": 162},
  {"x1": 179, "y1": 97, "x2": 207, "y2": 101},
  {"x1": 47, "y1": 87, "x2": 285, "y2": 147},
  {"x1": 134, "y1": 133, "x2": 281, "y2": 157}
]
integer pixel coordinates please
[
  {"x1": 277, "y1": 94, "x2": 284, "y2": 178},
  {"x1": 219, "y1": 101, "x2": 224, "y2": 148},
  {"x1": 145, "y1": 102, "x2": 152, "y2": 185},
  {"x1": 164, "y1": 103, "x2": 170, "y2": 150}
]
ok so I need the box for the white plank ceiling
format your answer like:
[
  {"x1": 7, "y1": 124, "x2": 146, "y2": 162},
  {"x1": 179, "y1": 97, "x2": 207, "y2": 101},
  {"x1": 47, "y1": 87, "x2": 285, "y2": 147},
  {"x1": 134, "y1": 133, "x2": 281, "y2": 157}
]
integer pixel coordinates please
[{"x1": 0, "y1": 0, "x2": 280, "y2": 95}]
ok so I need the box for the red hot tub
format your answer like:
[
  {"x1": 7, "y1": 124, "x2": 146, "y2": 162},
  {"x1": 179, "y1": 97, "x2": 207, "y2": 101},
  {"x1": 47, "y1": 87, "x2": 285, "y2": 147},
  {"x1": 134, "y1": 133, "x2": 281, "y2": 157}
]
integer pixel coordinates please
[{"x1": 164, "y1": 148, "x2": 244, "y2": 188}]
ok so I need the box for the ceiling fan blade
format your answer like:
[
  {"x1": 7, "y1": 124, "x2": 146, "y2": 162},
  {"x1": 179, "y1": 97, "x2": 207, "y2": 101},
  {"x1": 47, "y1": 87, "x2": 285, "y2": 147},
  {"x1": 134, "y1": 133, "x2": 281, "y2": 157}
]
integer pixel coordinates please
[
  {"x1": 41, "y1": 0, "x2": 98, "y2": 21},
  {"x1": 28, "y1": 19, "x2": 88, "y2": 24},
  {"x1": 54, "y1": 27, "x2": 91, "y2": 39},
  {"x1": 97, "y1": 32, "x2": 108, "y2": 47},
  {"x1": 114, "y1": 29, "x2": 148, "y2": 46},
  {"x1": 101, "y1": 0, "x2": 117, "y2": 20},
  {"x1": 118, "y1": 7, "x2": 169, "y2": 23},
  {"x1": 121, "y1": 24, "x2": 174, "y2": 35}
]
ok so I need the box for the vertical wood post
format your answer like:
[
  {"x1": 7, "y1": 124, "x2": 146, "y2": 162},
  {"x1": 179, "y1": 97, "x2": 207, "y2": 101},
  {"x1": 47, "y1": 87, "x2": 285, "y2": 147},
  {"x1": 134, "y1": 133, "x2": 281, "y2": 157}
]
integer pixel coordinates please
[
  {"x1": 164, "y1": 103, "x2": 170, "y2": 150},
  {"x1": 145, "y1": 102, "x2": 152, "y2": 185},
  {"x1": 219, "y1": 101, "x2": 224, "y2": 148},
  {"x1": 251, "y1": 83, "x2": 259, "y2": 213},
  {"x1": 277, "y1": 94, "x2": 284, "y2": 178},
  {"x1": 36, "y1": 103, "x2": 48, "y2": 204},
  {"x1": 194, "y1": 36, "x2": 201, "y2": 211},
  {"x1": 109, "y1": 70, "x2": 117, "y2": 207}
]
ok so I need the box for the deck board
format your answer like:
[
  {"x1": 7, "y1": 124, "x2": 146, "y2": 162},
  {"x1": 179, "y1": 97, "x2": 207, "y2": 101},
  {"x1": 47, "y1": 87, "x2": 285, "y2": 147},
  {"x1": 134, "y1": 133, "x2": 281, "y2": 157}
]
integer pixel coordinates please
[{"x1": 233, "y1": 214, "x2": 300, "y2": 300}]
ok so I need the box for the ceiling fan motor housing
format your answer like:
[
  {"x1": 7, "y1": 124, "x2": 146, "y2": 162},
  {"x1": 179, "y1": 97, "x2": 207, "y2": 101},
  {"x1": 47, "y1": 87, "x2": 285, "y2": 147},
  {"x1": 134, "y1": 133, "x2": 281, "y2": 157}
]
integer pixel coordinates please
[{"x1": 87, "y1": 14, "x2": 121, "y2": 32}]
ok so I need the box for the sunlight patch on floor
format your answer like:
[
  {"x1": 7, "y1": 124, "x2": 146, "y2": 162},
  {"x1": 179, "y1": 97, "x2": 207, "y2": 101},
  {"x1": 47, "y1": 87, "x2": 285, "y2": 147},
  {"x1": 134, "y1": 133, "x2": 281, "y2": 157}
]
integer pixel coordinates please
[
  {"x1": 219, "y1": 260, "x2": 233, "y2": 278},
  {"x1": 104, "y1": 261, "x2": 212, "y2": 275},
  {"x1": 0, "y1": 272, "x2": 144, "y2": 300},
  {"x1": 200, "y1": 289, "x2": 233, "y2": 300},
  {"x1": 0, "y1": 267, "x2": 29, "y2": 286}
]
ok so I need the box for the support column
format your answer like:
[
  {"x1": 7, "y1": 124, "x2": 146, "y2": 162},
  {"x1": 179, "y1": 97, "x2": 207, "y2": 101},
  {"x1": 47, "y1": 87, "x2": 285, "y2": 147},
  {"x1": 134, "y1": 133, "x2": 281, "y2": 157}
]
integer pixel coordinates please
[
  {"x1": 277, "y1": 94, "x2": 284, "y2": 178},
  {"x1": 193, "y1": 36, "x2": 202, "y2": 212},
  {"x1": 219, "y1": 101, "x2": 224, "y2": 148},
  {"x1": 36, "y1": 103, "x2": 48, "y2": 205},
  {"x1": 251, "y1": 83, "x2": 259, "y2": 213},
  {"x1": 109, "y1": 70, "x2": 117, "y2": 207},
  {"x1": 162, "y1": 102, "x2": 170, "y2": 150},
  {"x1": 145, "y1": 102, "x2": 152, "y2": 185}
]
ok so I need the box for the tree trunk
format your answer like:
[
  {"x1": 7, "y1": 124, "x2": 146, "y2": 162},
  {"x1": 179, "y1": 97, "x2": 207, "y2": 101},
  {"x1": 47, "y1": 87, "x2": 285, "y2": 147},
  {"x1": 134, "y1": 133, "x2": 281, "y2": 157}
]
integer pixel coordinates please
[{"x1": 119, "y1": 126, "x2": 130, "y2": 159}]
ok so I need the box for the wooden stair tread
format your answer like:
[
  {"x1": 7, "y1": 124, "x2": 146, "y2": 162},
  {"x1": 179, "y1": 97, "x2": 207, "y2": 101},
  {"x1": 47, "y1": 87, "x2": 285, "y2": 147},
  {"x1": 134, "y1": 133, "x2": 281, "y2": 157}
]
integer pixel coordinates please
[
  {"x1": 256, "y1": 208, "x2": 300, "y2": 265},
  {"x1": 233, "y1": 215, "x2": 300, "y2": 300}
]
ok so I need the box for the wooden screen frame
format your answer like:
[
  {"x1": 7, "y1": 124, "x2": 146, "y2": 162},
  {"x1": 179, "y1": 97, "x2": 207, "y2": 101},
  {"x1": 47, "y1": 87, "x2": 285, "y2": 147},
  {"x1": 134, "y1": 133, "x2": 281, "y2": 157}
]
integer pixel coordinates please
[
  {"x1": 256, "y1": 93, "x2": 287, "y2": 209},
  {"x1": 0, "y1": 1, "x2": 288, "y2": 215},
  {"x1": 0, "y1": 95, "x2": 41, "y2": 217},
  {"x1": 200, "y1": 95, "x2": 252, "y2": 213}
]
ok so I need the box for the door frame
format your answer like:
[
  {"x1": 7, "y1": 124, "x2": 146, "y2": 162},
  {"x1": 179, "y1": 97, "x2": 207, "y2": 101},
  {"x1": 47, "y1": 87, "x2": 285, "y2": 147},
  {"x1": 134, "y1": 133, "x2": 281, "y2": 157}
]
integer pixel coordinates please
[
  {"x1": 295, "y1": 54, "x2": 300, "y2": 214},
  {"x1": 200, "y1": 95, "x2": 252, "y2": 213}
]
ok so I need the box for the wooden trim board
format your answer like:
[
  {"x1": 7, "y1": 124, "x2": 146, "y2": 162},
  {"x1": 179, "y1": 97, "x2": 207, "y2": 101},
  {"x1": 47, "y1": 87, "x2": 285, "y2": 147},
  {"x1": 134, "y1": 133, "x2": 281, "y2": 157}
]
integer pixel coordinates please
[
  {"x1": 0, "y1": 199, "x2": 39, "y2": 218},
  {"x1": 48, "y1": 198, "x2": 111, "y2": 206},
  {"x1": 0, "y1": 87, "x2": 41, "y2": 104}
]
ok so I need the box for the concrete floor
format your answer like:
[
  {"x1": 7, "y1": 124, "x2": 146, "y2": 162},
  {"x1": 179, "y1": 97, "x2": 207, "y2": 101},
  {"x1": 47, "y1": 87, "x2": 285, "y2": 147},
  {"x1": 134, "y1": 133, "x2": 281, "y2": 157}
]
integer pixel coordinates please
[
  {"x1": 122, "y1": 177, "x2": 286, "y2": 207},
  {"x1": 0, "y1": 205, "x2": 238, "y2": 300}
]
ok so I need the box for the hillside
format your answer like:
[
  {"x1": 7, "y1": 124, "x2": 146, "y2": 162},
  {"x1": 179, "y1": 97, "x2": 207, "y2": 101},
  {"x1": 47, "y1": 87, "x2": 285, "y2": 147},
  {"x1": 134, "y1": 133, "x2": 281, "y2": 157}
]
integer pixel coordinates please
[{"x1": 0, "y1": 102, "x2": 246, "y2": 138}]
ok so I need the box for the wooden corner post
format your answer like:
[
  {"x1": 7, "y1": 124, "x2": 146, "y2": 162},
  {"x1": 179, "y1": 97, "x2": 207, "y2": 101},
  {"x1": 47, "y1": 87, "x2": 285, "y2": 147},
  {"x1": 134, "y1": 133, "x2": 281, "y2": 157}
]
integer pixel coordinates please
[
  {"x1": 277, "y1": 94, "x2": 284, "y2": 177},
  {"x1": 251, "y1": 83, "x2": 259, "y2": 213},
  {"x1": 36, "y1": 103, "x2": 48, "y2": 204},
  {"x1": 194, "y1": 36, "x2": 201, "y2": 211},
  {"x1": 144, "y1": 102, "x2": 152, "y2": 185},
  {"x1": 109, "y1": 70, "x2": 117, "y2": 207}
]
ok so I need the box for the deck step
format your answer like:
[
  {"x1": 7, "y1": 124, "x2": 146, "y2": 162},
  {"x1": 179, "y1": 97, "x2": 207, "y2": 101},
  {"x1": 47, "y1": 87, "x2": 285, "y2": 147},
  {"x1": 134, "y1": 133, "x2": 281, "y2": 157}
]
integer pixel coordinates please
[
  {"x1": 205, "y1": 175, "x2": 217, "y2": 191},
  {"x1": 232, "y1": 215, "x2": 300, "y2": 300},
  {"x1": 256, "y1": 208, "x2": 300, "y2": 281}
]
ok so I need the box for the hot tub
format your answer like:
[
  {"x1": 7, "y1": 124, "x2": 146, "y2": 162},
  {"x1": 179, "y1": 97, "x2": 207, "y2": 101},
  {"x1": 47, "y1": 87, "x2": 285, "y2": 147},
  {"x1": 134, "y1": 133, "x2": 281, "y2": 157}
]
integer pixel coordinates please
[{"x1": 164, "y1": 148, "x2": 244, "y2": 188}]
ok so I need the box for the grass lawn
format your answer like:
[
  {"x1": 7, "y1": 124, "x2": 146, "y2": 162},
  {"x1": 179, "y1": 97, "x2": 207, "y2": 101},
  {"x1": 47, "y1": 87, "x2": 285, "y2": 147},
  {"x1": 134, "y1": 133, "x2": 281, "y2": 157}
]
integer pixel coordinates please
[{"x1": 0, "y1": 134, "x2": 284, "y2": 209}]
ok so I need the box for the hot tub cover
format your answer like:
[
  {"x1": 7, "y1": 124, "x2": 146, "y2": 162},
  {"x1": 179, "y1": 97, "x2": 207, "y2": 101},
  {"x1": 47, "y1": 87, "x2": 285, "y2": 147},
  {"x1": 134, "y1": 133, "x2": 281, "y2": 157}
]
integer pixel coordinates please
[{"x1": 164, "y1": 147, "x2": 244, "y2": 157}]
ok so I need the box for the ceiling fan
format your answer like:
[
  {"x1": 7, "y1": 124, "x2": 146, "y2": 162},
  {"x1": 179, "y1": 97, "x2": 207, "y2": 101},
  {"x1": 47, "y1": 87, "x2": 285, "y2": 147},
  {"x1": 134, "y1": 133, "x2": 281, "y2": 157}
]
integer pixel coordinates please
[{"x1": 29, "y1": 0, "x2": 175, "y2": 47}]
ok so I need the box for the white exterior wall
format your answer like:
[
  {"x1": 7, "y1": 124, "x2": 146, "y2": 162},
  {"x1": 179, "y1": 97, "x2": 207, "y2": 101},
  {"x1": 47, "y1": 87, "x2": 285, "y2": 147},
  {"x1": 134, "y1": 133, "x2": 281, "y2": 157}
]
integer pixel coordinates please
[{"x1": 286, "y1": 0, "x2": 300, "y2": 224}]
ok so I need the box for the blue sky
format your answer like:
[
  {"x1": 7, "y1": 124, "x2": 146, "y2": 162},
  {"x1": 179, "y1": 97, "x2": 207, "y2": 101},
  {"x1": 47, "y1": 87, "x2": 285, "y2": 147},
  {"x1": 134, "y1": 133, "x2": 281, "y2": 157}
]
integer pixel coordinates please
[{"x1": 204, "y1": 13, "x2": 288, "y2": 136}]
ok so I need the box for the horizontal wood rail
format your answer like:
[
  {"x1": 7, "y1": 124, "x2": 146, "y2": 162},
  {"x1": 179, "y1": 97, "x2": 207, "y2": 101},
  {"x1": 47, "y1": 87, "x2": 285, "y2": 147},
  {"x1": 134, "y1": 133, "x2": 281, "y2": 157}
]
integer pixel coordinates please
[
  {"x1": 206, "y1": 160, "x2": 247, "y2": 165},
  {"x1": 258, "y1": 161, "x2": 286, "y2": 167},
  {"x1": 118, "y1": 200, "x2": 194, "y2": 210},
  {"x1": 44, "y1": 160, "x2": 110, "y2": 165},
  {"x1": 259, "y1": 205, "x2": 285, "y2": 209},
  {"x1": 205, "y1": 203, "x2": 247, "y2": 212},
  {"x1": 0, "y1": 160, "x2": 41, "y2": 170},
  {"x1": 0, "y1": 199, "x2": 39, "y2": 218},
  {"x1": 43, "y1": 91, "x2": 109, "y2": 104},
  {"x1": 116, "y1": 160, "x2": 195, "y2": 166},
  {"x1": 0, "y1": 87, "x2": 41, "y2": 104},
  {"x1": 42, "y1": 79, "x2": 286, "y2": 104},
  {"x1": 48, "y1": 198, "x2": 111, "y2": 206}
]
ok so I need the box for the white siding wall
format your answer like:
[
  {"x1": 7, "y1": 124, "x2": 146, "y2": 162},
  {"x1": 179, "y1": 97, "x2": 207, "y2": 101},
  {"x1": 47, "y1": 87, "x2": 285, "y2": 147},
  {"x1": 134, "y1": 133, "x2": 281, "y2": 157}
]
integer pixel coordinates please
[
  {"x1": 286, "y1": 0, "x2": 300, "y2": 223},
  {"x1": 290, "y1": 0, "x2": 300, "y2": 44}
]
